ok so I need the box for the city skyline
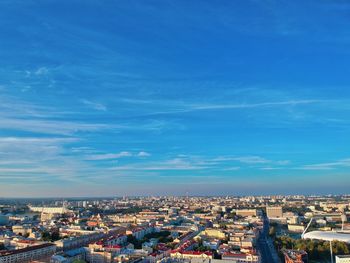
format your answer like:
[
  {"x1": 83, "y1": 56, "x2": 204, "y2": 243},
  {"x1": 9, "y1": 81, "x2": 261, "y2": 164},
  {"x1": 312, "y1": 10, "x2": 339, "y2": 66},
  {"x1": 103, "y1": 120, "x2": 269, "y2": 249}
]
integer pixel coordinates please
[{"x1": 1, "y1": 1, "x2": 350, "y2": 197}]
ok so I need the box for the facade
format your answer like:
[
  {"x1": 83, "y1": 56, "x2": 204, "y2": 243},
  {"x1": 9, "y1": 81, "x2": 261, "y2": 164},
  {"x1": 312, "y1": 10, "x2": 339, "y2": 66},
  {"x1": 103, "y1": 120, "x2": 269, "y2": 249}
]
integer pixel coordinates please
[
  {"x1": 236, "y1": 209, "x2": 257, "y2": 217},
  {"x1": 170, "y1": 251, "x2": 213, "y2": 259},
  {"x1": 86, "y1": 249, "x2": 113, "y2": 263},
  {"x1": 200, "y1": 229, "x2": 226, "y2": 239},
  {"x1": 0, "y1": 243, "x2": 56, "y2": 263},
  {"x1": 288, "y1": 225, "x2": 305, "y2": 233},
  {"x1": 222, "y1": 252, "x2": 260, "y2": 263},
  {"x1": 266, "y1": 207, "x2": 283, "y2": 219},
  {"x1": 55, "y1": 232, "x2": 106, "y2": 251}
]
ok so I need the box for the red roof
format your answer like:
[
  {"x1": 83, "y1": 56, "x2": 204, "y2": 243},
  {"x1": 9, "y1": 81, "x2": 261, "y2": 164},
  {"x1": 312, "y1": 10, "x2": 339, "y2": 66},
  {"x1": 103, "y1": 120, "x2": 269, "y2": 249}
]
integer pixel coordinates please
[
  {"x1": 172, "y1": 251, "x2": 213, "y2": 256},
  {"x1": 104, "y1": 245, "x2": 122, "y2": 249}
]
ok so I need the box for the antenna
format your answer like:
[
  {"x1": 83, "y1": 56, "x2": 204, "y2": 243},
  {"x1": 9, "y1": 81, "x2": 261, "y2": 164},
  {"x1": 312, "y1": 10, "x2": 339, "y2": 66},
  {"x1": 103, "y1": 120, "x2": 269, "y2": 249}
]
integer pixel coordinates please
[
  {"x1": 301, "y1": 217, "x2": 313, "y2": 239},
  {"x1": 330, "y1": 240, "x2": 333, "y2": 263},
  {"x1": 341, "y1": 213, "x2": 347, "y2": 231}
]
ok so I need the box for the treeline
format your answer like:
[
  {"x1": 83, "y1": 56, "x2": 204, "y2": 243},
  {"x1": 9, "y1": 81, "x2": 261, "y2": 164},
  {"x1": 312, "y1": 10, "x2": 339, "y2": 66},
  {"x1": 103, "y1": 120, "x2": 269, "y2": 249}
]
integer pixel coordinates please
[
  {"x1": 275, "y1": 236, "x2": 350, "y2": 260},
  {"x1": 41, "y1": 230, "x2": 60, "y2": 242}
]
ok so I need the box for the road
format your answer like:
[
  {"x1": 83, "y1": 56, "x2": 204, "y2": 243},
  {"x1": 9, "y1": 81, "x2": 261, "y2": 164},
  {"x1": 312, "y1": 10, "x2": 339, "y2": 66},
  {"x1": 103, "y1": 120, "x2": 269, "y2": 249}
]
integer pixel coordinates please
[{"x1": 257, "y1": 216, "x2": 281, "y2": 263}]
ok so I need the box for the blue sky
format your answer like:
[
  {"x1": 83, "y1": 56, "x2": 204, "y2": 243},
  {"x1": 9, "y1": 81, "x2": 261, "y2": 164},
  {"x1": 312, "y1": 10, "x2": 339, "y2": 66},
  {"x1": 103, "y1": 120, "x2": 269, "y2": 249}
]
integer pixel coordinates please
[{"x1": 0, "y1": 0, "x2": 350, "y2": 197}]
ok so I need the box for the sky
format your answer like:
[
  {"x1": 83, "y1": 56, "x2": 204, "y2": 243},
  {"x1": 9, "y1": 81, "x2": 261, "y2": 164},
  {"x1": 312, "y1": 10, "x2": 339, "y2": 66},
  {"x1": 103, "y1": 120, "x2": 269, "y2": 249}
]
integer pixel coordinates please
[{"x1": 0, "y1": 0, "x2": 350, "y2": 197}]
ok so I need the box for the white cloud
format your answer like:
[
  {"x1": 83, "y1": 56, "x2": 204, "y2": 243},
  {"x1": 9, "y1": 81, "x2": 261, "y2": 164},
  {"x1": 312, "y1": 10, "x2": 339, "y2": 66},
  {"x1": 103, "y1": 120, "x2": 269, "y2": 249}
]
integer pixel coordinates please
[
  {"x1": 111, "y1": 157, "x2": 210, "y2": 171},
  {"x1": 189, "y1": 100, "x2": 322, "y2": 111},
  {"x1": 222, "y1": 167, "x2": 241, "y2": 171},
  {"x1": 137, "y1": 151, "x2": 151, "y2": 157},
  {"x1": 214, "y1": 155, "x2": 271, "y2": 164},
  {"x1": 0, "y1": 118, "x2": 110, "y2": 135},
  {"x1": 81, "y1": 99, "x2": 107, "y2": 111},
  {"x1": 299, "y1": 158, "x2": 350, "y2": 170},
  {"x1": 34, "y1": 67, "x2": 49, "y2": 76},
  {"x1": 85, "y1": 151, "x2": 132, "y2": 160}
]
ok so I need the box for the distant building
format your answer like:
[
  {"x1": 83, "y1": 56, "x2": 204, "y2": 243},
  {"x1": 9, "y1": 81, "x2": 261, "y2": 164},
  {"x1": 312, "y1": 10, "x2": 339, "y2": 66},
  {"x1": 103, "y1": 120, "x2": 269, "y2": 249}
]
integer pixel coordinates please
[
  {"x1": 12, "y1": 225, "x2": 32, "y2": 236},
  {"x1": 288, "y1": 224, "x2": 305, "y2": 233},
  {"x1": 28, "y1": 206, "x2": 71, "y2": 214},
  {"x1": 282, "y1": 249, "x2": 308, "y2": 263},
  {"x1": 266, "y1": 206, "x2": 283, "y2": 219},
  {"x1": 236, "y1": 209, "x2": 257, "y2": 217},
  {"x1": 336, "y1": 255, "x2": 350, "y2": 263}
]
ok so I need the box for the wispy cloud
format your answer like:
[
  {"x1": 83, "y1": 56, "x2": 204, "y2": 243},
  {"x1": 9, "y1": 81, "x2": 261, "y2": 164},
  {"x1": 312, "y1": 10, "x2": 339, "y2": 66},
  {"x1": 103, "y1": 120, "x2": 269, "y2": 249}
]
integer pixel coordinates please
[
  {"x1": 213, "y1": 155, "x2": 290, "y2": 170},
  {"x1": 0, "y1": 136, "x2": 90, "y2": 182},
  {"x1": 188, "y1": 100, "x2": 323, "y2": 111},
  {"x1": 34, "y1": 67, "x2": 49, "y2": 76},
  {"x1": 0, "y1": 118, "x2": 111, "y2": 135},
  {"x1": 214, "y1": 155, "x2": 271, "y2": 164},
  {"x1": 85, "y1": 151, "x2": 132, "y2": 160},
  {"x1": 299, "y1": 158, "x2": 350, "y2": 170},
  {"x1": 81, "y1": 99, "x2": 107, "y2": 111},
  {"x1": 137, "y1": 151, "x2": 151, "y2": 157}
]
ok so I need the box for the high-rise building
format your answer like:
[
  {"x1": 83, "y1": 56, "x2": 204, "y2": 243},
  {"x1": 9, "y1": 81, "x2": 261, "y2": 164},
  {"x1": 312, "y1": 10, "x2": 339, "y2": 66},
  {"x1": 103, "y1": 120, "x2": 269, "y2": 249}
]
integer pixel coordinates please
[{"x1": 266, "y1": 206, "x2": 283, "y2": 218}]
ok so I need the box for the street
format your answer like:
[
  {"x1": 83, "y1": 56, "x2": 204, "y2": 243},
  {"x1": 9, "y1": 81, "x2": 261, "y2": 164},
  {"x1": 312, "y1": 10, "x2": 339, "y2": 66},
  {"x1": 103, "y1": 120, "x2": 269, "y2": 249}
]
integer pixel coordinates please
[{"x1": 257, "y1": 216, "x2": 281, "y2": 263}]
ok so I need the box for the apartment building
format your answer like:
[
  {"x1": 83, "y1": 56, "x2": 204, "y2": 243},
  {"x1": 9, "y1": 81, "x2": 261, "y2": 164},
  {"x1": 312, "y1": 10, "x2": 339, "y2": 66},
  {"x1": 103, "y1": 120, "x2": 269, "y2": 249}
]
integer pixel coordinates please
[{"x1": 0, "y1": 243, "x2": 56, "y2": 263}]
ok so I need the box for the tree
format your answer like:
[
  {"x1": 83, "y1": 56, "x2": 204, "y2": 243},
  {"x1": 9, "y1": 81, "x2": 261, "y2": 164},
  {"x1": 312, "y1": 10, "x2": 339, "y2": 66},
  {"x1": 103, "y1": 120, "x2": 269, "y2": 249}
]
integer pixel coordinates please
[
  {"x1": 41, "y1": 231, "x2": 51, "y2": 241},
  {"x1": 269, "y1": 226, "x2": 276, "y2": 237}
]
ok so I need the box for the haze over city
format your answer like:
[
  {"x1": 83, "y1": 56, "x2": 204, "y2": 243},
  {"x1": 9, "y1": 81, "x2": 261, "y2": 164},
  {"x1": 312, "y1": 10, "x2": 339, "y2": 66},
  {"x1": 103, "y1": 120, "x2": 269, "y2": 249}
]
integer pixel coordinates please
[{"x1": 1, "y1": 0, "x2": 350, "y2": 197}]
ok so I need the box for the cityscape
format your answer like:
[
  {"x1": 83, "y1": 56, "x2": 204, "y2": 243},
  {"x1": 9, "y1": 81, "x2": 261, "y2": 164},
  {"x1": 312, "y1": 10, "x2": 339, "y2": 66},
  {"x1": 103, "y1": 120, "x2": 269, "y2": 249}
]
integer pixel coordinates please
[
  {"x1": 1, "y1": 0, "x2": 350, "y2": 263},
  {"x1": 1, "y1": 196, "x2": 350, "y2": 263}
]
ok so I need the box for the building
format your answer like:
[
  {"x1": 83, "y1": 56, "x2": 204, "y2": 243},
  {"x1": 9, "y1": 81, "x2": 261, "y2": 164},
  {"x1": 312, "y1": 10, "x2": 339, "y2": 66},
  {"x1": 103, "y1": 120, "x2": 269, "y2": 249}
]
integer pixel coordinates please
[
  {"x1": 85, "y1": 249, "x2": 113, "y2": 263},
  {"x1": 50, "y1": 248, "x2": 85, "y2": 263},
  {"x1": 12, "y1": 225, "x2": 32, "y2": 236},
  {"x1": 170, "y1": 251, "x2": 213, "y2": 260},
  {"x1": 303, "y1": 231, "x2": 350, "y2": 243},
  {"x1": 236, "y1": 209, "x2": 257, "y2": 217},
  {"x1": 282, "y1": 249, "x2": 308, "y2": 263},
  {"x1": 336, "y1": 255, "x2": 350, "y2": 263},
  {"x1": 266, "y1": 206, "x2": 283, "y2": 219},
  {"x1": 28, "y1": 206, "x2": 71, "y2": 214},
  {"x1": 0, "y1": 243, "x2": 56, "y2": 263},
  {"x1": 200, "y1": 229, "x2": 226, "y2": 239},
  {"x1": 222, "y1": 252, "x2": 260, "y2": 263},
  {"x1": 126, "y1": 226, "x2": 155, "y2": 240},
  {"x1": 55, "y1": 231, "x2": 106, "y2": 251},
  {"x1": 288, "y1": 224, "x2": 305, "y2": 233}
]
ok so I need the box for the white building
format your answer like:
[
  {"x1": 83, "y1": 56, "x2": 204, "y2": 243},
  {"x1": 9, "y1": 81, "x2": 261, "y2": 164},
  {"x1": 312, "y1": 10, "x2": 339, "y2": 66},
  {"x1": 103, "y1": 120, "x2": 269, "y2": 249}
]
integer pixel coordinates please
[
  {"x1": 336, "y1": 255, "x2": 350, "y2": 263},
  {"x1": 303, "y1": 231, "x2": 350, "y2": 243},
  {"x1": 28, "y1": 206, "x2": 71, "y2": 214}
]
